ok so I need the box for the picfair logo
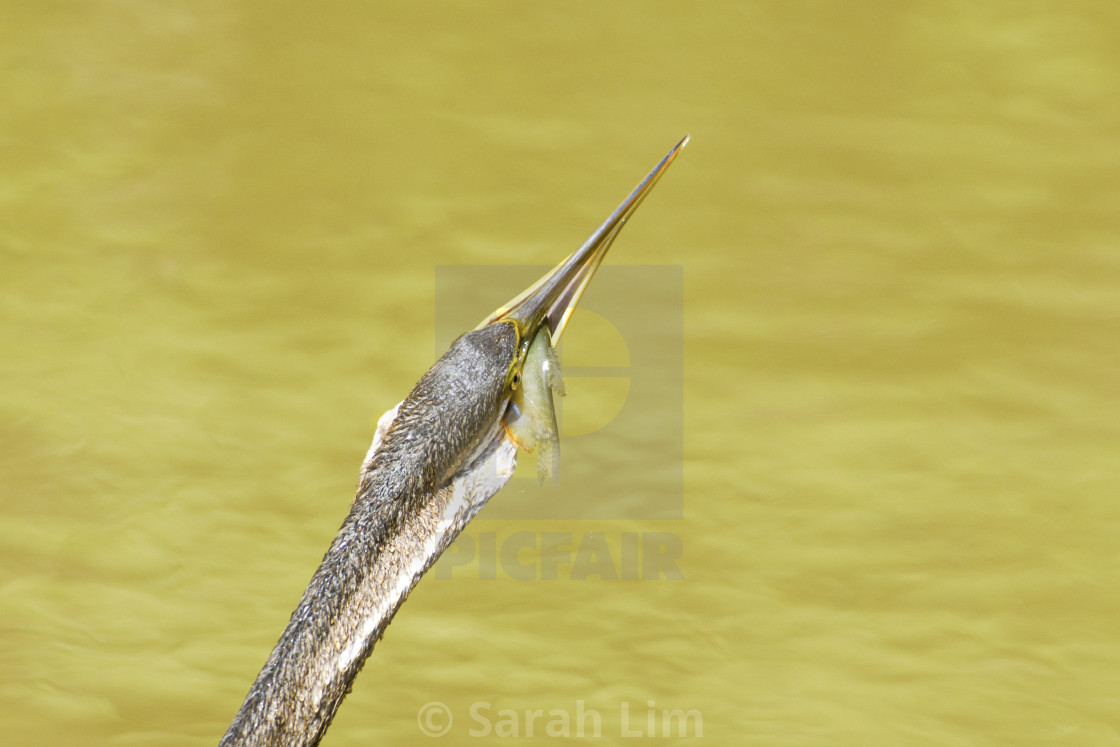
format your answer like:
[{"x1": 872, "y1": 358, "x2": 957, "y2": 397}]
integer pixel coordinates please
[{"x1": 434, "y1": 264, "x2": 682, "y2": 520}]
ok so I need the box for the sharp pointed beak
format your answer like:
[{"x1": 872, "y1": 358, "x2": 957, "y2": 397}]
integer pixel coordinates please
[{"x1": 479, "y1": 135, "x2": 688, "y2": 355}]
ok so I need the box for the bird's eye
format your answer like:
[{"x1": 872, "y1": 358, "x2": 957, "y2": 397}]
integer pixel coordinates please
[{"x1": 511, "y1": 371, "x2": 521, "y2": 389}]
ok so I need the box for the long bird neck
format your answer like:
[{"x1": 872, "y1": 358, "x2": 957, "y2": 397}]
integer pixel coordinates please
[{"x1": 220, "y1": 324, "x2": 518, "y2": 746}]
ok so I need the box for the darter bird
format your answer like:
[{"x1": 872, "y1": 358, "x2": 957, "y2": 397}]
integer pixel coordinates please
[{"x1": 219, "y1": 136, "x2": 688, "y2": 746}]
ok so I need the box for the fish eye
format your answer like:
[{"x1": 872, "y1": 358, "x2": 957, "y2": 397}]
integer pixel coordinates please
[{"x1": 511, "y1": 370, "x2": 521, "y2": 389}]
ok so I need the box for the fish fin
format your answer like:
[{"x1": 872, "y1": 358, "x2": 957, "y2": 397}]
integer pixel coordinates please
[
  {"x1": 545, "y1": 384, "x2": 561, "y2": 485},
  {"x1": 536, "y1": 435, "x2": 551, "y2": 485},
  {"x1": 547, "y1": 345, "x2": 566, "y2": 397},
  {"x1": 536, "y1": 431, "x2": 561, "y2": 486},
  {"x1": 502, "y1": 417, "x2": 534, "y2": 452}
]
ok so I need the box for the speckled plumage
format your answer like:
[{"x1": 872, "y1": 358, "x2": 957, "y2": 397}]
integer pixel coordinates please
[{"x1": 220, "y1": 322, "x2": 518, "y2": 747}]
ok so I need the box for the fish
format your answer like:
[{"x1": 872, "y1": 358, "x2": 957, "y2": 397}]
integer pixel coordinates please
[{"x1": 503, "y1": 326, "x2": 565, "y2": 484}]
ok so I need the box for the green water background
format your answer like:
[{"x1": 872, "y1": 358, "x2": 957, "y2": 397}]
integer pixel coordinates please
[{"x1": 2, "y1": 2, "x2": 1118, "y2": 744}]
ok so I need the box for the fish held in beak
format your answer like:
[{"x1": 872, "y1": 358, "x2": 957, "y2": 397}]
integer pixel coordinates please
[{"x1": 503, "y1": 327, "x2": 565, "y2": 485}]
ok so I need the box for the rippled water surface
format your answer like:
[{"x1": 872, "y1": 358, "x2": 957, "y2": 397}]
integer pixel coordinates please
[{"x1": 3, "y1": 3, "x2": 1119, "y2": 744}]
